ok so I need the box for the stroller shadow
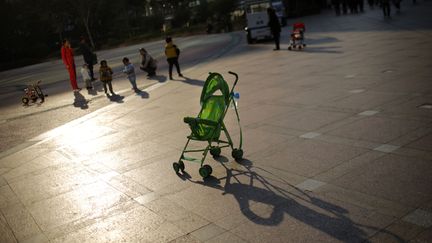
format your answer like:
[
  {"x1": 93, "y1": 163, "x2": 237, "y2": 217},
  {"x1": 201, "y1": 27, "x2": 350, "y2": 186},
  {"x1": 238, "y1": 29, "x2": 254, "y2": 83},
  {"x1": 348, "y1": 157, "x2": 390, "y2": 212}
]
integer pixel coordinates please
[
  {"x1": 302, "y1": 46, "x2": 343, "y2": 54},
  {"x1": 305, "y1": 36, "x2": 340, "y2": 45},
  {"x1": 182, "y1": 159, "x2": 404, "y2": 242},
  {"x1": 73, "y1": 92, "x2": 89, "y2": 109},
  {"x1": 135, "y1": 89, "x2": 149, "y2": 99},
  {"x1": 107, "y1": 94, "x2": 124, "y2": 103},
  {"x1": 214, "y1": 155, "x2": 229, "y2": 163}
]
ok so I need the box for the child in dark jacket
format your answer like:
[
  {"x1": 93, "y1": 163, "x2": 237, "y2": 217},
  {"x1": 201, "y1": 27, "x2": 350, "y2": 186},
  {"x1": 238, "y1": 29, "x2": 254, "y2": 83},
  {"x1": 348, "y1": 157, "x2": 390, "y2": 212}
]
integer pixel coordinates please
[
  {"x1": 164, "y1": 37, "x2": 183, "y2": 80},
  {"x1": 99, "y1": 60, "x2": 115, "y2": 95}
]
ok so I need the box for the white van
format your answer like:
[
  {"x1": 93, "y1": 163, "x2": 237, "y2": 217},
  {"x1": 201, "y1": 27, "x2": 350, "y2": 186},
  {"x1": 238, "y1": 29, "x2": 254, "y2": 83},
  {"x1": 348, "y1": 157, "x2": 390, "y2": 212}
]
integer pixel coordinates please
[
  {"x1": 243, "y1": 0, "x2": 287, "y2": 44},
  {"x1": 244, "y1": 11, "x2": 273, "y2": 44}
]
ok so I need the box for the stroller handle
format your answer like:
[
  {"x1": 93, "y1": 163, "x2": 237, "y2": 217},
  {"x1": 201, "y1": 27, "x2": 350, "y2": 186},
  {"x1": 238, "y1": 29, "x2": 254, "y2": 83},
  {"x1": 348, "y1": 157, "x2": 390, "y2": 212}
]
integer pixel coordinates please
[{"x1": 228, "y1": 71, "x2": 238, "y2": 87}]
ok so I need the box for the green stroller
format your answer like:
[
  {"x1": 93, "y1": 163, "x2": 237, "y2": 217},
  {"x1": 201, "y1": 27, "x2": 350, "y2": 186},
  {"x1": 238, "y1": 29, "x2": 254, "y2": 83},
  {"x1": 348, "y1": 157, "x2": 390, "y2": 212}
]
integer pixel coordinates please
[{"x1": 173, "y1": 71, "x2": 243, "y2": 178}]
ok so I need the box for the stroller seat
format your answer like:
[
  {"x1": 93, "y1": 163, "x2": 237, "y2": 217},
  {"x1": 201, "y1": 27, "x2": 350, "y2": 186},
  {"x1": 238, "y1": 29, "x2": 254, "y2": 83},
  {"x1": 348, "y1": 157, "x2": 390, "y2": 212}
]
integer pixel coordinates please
[
  {"x1": 288, "y1": 22, "x2": 306, "y2": 50},
  {"x1": 174, "y1": 72, "x2": 244, "y2": 179},
  {"x1": 184, "y1": 95, "x2": 226, "y2": 141}
]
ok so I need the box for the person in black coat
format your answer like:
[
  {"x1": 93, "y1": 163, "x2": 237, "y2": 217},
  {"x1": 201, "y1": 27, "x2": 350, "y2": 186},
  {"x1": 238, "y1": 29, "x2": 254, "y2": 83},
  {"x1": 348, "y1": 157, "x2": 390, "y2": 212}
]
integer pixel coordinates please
[
  {"x1": 267, "y1": 8, "x2": 281, "y2": 50},
  {"x1": 79, "y1": 37, "x2": 96, "y2": 80}
]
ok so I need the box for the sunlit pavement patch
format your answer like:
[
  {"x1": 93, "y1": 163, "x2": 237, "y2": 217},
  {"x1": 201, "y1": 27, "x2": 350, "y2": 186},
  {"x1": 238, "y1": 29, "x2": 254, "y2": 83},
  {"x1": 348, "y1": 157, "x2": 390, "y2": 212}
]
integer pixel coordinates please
[
  {"x1": 358, "y1": 110, "x2": 379, "y2": 116},
  {"x1": 373, "y1": 144, "x2": 400, "y2": 153},
  {"x1": 134, "y1": 192, "x2": 160, "y2": 205},
  {"x1": 417, "y1": 103, "x2": 432, "y2": 109},
  {"x1": 296, "y1": 179, "x2": 326, "y2": 192},
  {"x1": 349, "y1": 89, "x2": 366, "y2": 94},
  {"x1": 300, "y1": 132, "x2": 321, "y2": 139},
  {"x1": 403, "y1": 209, "x2": 432, "y2": 228}
]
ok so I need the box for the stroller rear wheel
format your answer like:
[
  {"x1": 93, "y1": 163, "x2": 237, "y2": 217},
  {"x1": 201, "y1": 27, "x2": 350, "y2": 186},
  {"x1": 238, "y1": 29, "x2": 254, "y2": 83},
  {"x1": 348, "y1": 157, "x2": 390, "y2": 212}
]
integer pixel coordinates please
[
  {"x1": 232, "y1": 148, "x2": 243, "y2": 160},
  {"x1": 199, "y1": 165, "x2": 212, "y2": 178}
]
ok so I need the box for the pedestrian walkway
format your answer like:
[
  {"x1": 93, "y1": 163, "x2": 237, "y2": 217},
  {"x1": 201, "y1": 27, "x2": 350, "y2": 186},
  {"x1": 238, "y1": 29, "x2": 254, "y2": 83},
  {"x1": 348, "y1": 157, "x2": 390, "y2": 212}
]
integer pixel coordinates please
[{"x1": 1, "y1": 1, "x2": 432, "y2": 242}]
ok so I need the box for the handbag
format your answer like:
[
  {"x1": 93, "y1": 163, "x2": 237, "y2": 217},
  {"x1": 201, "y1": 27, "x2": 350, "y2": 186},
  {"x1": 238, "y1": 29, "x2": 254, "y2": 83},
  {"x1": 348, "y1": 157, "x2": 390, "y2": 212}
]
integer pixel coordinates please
[{"x1": 92, "y1": 53, "x2": 98, "y2": 65}]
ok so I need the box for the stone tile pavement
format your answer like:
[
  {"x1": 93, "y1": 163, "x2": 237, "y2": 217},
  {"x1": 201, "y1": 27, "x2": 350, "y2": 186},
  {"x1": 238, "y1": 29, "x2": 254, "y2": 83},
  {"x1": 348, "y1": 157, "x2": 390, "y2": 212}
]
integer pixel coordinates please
[{"x1": 1, "y1": 2, "x2": 432, "y2": 242}]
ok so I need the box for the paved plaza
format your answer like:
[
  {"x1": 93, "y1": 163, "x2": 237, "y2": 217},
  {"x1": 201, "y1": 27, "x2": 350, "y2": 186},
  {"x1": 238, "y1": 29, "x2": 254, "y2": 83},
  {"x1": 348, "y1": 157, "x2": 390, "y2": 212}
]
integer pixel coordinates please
[{"x1": 1, "y1": 2, "x2": 432, "y2": 242}]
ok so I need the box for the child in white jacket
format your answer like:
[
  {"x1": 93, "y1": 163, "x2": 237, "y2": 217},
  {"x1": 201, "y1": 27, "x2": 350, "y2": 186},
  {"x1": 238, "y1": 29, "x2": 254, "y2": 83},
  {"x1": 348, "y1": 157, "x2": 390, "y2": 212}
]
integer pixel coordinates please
[
  {"x1": 122, "y1": 57, "x2": 138, "y2": 91},
  {"x1": 80, "y1": 64, "x2": 92, "y2": 90}
]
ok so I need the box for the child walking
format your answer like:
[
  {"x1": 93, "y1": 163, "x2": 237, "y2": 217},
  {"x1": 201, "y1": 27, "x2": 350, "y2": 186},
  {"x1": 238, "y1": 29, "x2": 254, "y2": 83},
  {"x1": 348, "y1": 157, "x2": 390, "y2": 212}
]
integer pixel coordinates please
[
  {"x1": 80, "y1": 64, "x2": 93, "y2": 90},
  {"x1": 164, "y1": 37, "x2": 183, "y2": 80},
  {"x1": 99, "y1": 60, "x2": 115, "y2": 95},
  {"x1": 122, "y1": 57, "x2": 138, "y2": 91}
]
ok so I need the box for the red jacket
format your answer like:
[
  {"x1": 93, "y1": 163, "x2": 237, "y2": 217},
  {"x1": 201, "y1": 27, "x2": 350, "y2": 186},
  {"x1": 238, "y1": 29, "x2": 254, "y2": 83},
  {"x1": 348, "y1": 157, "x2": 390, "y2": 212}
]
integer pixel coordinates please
[{"x1": 61, "y1": 46, "x2": 75, "y2": 67}]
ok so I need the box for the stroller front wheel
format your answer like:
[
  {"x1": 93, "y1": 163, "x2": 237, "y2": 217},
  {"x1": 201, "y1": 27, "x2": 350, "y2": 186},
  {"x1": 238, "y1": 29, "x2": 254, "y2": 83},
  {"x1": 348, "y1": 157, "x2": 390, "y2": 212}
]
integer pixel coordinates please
[
  {"x1": 22, "y1": 97, "x2": 29, "y2": 105},
  {"x1": 210, "y1": 147, "x2": 221, "y2": 157},
  {"x1": 173, "y1": 162, "x2": 180, "y2": 173},
  {"x1": 199, "y1": 165, "x2": 212, "y2": 178},
  {"x1": 178, "y1": 160, "x2": 185, "y2": 172}
]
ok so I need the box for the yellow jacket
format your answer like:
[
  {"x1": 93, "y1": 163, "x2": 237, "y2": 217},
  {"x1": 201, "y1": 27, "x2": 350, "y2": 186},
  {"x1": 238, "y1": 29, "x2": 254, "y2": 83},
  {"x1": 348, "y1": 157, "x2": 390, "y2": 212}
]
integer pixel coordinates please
[{"x1": 165, "y1": 42, "x2": 178, "y2": 58}]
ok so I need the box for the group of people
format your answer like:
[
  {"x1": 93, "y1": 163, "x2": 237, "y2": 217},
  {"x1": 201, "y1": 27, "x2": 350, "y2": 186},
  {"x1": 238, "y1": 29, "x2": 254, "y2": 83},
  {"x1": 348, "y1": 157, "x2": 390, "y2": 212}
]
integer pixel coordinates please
[
  {"x1": 61, "y1": 37, "x2": 183, "y2": 97},
  {"x1": 332, "y1": 0, "x2": 365, "y2": 15},
  {"x1": 332, "y1": 0, "x2": 416, "y2": 17}
]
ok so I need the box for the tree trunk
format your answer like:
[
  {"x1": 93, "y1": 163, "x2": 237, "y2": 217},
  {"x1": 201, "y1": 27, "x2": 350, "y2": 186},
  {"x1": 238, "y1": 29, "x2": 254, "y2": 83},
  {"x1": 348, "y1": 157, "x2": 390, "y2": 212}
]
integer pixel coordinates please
[{"x1": 83, "y1": 10, "x2": 96, "y2": 49}]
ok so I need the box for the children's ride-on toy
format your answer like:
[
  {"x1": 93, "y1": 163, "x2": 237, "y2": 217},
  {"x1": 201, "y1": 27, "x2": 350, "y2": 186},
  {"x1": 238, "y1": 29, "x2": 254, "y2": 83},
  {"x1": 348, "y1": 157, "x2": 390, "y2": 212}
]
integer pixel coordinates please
[
  {"x1": 173, "y1": 71, "x2": 243, "y2": 179},
  {"x1": 22, "y1": 80, "x2": 47, "y2": 105},
  {"x1": 288, "y1": 22, "x2": 306, "y2": 51}
]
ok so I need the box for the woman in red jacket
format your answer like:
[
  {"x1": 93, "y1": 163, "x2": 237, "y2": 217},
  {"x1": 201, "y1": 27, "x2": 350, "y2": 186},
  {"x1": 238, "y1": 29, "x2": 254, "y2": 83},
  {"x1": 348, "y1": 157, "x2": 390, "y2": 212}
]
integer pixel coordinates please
[{"x1": 61, "y1": 39, "x2": 80, "y2": 91}]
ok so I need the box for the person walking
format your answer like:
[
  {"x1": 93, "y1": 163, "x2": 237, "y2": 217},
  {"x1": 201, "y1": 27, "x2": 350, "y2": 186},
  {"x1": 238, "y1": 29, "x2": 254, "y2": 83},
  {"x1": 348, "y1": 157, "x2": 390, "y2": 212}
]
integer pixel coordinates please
[
  {"x1": 267, "y1": 7, "x2": 281, "y2": 50},
  {"x1": 332, "y1": 0, "x2": 341, "y2": 15},
  {"x1": 393, "y1": 0, "x2": 401, "y2": 12},
  {"x1": 79, "y1": 36, "x2": 96, "y2": 81},
  {"x1": 139, "y1": 48, "x2": 157, "y2": 77},
  {"x1": 122, "y1": 57, "x2": 138, "y2": 91},
  {"x1": 99, "y1": 60, "x2": 115, "y2": 96},
  {"x1": 381, "y1": 0, "x2": 391, "y2": 17},
  {"x1": 61, "y1": 39, "x2": 80, "y2": 92},
  {"x1": 164, "y1": 37, "x2": 183, "y2": 80}
]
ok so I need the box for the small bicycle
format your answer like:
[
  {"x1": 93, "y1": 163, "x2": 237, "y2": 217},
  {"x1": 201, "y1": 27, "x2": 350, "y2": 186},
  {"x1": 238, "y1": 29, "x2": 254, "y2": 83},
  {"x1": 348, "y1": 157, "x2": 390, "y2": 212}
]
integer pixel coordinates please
[{"x1": 22, "y1": 80, "x2": 47, "y2": 105}]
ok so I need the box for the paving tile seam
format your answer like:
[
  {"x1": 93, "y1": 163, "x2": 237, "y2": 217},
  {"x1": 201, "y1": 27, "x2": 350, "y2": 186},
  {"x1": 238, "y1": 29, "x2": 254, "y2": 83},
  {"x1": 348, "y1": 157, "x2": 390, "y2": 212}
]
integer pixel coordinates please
[
  {"x1": 311, "y1": 151, "x2": 385, "y2": 182},
  {"x1": 319, "y1": 180, "x2": 425, "y2": 213},
  {"x1": 37, "y1": 196, "x2": 134, "y2": 236},
  {"x1": 1, "y1": 192, "x2": 47, "y2": 241},
  {"x1": 366, "y1": 218, "x2": 406, "y2": 241},
  {"x1": 0, "y1": 209, "x2": 20, "y2": 242}
]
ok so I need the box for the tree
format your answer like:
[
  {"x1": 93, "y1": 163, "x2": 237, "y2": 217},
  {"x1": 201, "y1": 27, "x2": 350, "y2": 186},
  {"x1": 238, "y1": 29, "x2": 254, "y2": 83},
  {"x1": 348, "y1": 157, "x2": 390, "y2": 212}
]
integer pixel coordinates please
[{"x1": 64, "y1": 0, "x2": 104, "y2": 49}]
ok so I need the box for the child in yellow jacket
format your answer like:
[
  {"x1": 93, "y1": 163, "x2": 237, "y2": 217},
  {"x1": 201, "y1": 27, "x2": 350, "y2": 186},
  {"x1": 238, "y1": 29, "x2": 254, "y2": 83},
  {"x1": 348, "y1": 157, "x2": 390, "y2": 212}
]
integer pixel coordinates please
[{"x1": 164, "y1": 37, "x2": 183, "y2": 80}]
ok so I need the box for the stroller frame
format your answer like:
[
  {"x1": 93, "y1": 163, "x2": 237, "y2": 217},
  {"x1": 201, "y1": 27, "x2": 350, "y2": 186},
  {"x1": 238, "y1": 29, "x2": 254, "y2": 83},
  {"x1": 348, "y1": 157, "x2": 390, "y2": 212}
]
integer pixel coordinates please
[
  {"x1": 22, "y1": 80, "x2": 46, "y2": 105},
  {"x1": 173, "y1": 71, "x2": 243, "y2": 179}
]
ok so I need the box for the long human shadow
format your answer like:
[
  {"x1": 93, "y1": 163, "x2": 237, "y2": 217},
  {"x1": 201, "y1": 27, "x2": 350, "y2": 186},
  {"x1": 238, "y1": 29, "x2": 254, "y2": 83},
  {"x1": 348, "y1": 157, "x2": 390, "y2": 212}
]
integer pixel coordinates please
[
  {"x1": 179, "y1": 159, "x2": 404, "y2": 242},
  {"x1": 178, "y1": 76, "x2": 205, "y2": 87},
  {"x1": 134, "y1": 89, "x2": 149, "y2": 99},
  {"x1": 107, "y1": 93, "x2": 124, "y2": 103},
  {"x1": 73, "y1": 91, "x2": 89, "y2": 109}
]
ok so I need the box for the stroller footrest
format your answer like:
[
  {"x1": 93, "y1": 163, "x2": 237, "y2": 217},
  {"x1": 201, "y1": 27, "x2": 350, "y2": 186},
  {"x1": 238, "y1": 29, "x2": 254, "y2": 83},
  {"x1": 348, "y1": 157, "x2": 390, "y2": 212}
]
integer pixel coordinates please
[
  {"x1": 184, "y1": 117, "x2": 218, "y2": 127},
  {"x1": 182, "y1": 156, "x2": 200, "y2": 162}
]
